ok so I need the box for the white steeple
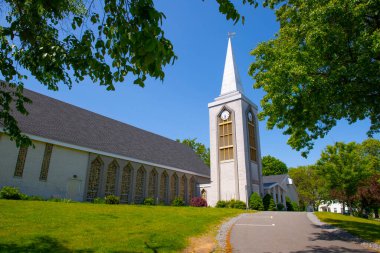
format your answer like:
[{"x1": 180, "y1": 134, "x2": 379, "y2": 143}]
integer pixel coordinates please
[{"x1": 220, "y1": 37, "x2": 244, "y2": 96}]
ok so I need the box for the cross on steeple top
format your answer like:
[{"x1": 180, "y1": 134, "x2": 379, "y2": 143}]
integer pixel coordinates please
[{"x1": 227, "y1": 32, "x2": 236, "y2": 38}]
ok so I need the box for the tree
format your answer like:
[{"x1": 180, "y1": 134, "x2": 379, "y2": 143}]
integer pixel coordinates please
[
  {"x1": 285, "y1": 196, "x2": 295, "y2": 211},
  {"x1": 355, "y1": 139, "x2": 380, "y2": 217},
  {"x1": 288, "y1": 165, "x2": 327, "y2": 211},
  {"x1": 291, "y1": 201, "x2": 299, "y2": 212},
  {"x1": 317, "y1": 142, "x2": 372, "y2": 213},
  {"x1": 276, "y1": 202, "x2": 284, "y2": 211},
  {"x1": 0, "y1": 0, "x2": 258, "y2": 147},
  {"x1": 249, "y1": 192, "x2": 264, "y2": 210},
  {"x1": 358, "y1": 139, "x2": 380, "y2": 174},
  {"x1": 268, "y1": 197, "x2": 277, "y2": 211},
  {"x1": 249, "y1": 0, "x2": 380, "y2": 157},
  {"x1": 176, "y1": 138, "x2": 210, "y2": 167},
  {"x1": 262, "y1": 193, "x2": 276, "y2": 211},
  {"x1": 262, "y1": 155, "x2": 288, "y2": 176},
  {"x1": 357, "y1": 174, "x2": 380, "y2": 218}
]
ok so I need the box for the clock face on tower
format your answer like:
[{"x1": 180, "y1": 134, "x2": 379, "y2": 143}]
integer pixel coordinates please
[
  {"x1": 248, "y1": 112, "x2": 253, "y2": 122},
  {"x1": 220, "y1": 110, "x2": 230, "y2": 120}
]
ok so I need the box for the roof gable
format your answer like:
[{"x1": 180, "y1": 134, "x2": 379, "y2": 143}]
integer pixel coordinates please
[{"x1": 263, "y1": 174, "x2": 289, "y2": 184}]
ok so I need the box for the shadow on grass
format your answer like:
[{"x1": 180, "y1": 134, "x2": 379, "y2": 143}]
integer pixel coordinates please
[
  {"x1": 320, "y1": 218, "x2": 380, "y2": 243},
  {"x1": 309, "y1": 226, "x2": 362, "y2": 243},
  {"x1": 290, "y1": 245, "x2": 373, "y2": 253},
  {"x1": 0, "y1": 236, "x2": 171, "y2": 253},
  {"x1": 0, "y1": 236, "x2": 93, "y2": 253},
  {"x1": 143, "y1": 241, "x2": 166, "y2": 253}
]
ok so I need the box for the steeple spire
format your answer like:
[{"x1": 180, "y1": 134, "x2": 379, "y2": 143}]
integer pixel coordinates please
[{"x1": 220, "y1": 36, "x2": 244, "y2": 96}]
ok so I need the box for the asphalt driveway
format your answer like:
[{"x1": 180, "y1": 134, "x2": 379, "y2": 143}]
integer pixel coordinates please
[{"x1": 230, "y1": 212, "x2": 375, "y2": 253}]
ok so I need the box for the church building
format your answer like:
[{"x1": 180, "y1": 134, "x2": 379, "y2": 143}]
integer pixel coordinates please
[
  {"x1": 0, "y1": 88, "x2": 210, "y2": 203},
  {"x1": 0, "y1": 37, "x2": 264, "y2": 206},
  {"x1": 206, "y1": 37, "x2": 263, "y2": 206}
]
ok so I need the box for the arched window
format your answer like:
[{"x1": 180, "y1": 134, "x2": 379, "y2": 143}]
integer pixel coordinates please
[
  {"x1": 189, "y1": 177, "x2": 195, "y2": 200},
  {"x1": 159, "y1": 171, "x2": 169, "y2": 204},
  {"x1": 247, "y1": 110, "x2": 257, "y2": 162},
  {"x1": 86, "y1": 156, "x2": 103, "y2": 201},
  {"x1": 148, "y1": 168, "x2": 158, "y2": 199},
  {"x1": 14, "y1": 146, "x2": 28, "y2": 177},
  {"x1": 39, "y1": 143, "x2": 53, "y2": 181},
  {"x1": 134, "y1": 166, "x2": 146, "y2": 204},
  {"x1": 105, "y1": 160, "x2": 119, "y2": 196},
  {"x1": 218, "y1": 109, "x2": 234, "y2": 161},
  {"x1": 170, "y1": 173, "x2": 179, "y2": 202},
  {"x1": 180, "y1": 175, "x2": 187, "y2": 202},
  {"x1": 120, "y1": 163, "x2": 133, "y2": 203}
]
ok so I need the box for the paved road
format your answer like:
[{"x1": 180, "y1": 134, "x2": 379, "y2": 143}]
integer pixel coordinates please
[{"x1": 230, "y1": 212, "x2": 375, "y2": 253}]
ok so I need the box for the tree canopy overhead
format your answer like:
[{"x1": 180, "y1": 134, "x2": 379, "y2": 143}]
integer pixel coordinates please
[
  {"x1": 0, "y1": 0, "x2": 257, "y2": 147},
  {"x1": 1, "y1": 0, "x2": 378, "y2": 156},
  {"x1": 250, "y1": 0, "x2": 380, "y2": 157}
]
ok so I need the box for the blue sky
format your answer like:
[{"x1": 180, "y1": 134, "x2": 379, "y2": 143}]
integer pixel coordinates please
[{"x1": 7, "y1": 1, "x2": 378, "y2": 168}]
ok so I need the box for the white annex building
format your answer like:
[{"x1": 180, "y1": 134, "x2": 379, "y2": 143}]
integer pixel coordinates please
[
  {"x1": 1, "y1": 37, "x2": 298, "y2": 207},
  {"x1": 263, "y1": 174, "x2": 299, "y2": 207},
  {"x1": 318, "y1": 201, "x2": 348, "y2": 214}
]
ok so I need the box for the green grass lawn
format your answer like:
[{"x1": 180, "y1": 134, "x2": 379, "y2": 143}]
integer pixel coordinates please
[
  {"x1": 315, "y1": 212, "x2": 380, "y2": 244},
  {"x1": 0, "y1": 200, "x2": 243, "y2": 253}
]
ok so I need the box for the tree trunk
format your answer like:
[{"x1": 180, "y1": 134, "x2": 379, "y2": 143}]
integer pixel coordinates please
[
  {"x1": 348, "y1": 202, "x2": 353, "y2": 216},
  {"x1": 342, "y1": 202, "x2": 345, "y2": 214},
  {"x1": 375, "y1": 208, "x2": 379, "y2": 219}
]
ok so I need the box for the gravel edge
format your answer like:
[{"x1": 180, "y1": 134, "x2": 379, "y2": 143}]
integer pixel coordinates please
[
  {"x1": 216, "y1": 213, "x2": 248, "y2": 251},
  {"x1": 307, "y1": 212, "x2": 380, "y2": 252}
]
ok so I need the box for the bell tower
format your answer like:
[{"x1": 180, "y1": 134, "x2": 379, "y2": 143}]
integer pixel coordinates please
[{"x1": 208, "y1": 36, "x2": 263, "y2": 206}]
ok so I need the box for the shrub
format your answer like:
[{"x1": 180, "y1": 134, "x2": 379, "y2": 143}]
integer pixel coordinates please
[
  {"x1": 0, "y1": 186, "x2": 26, "y2": 200},
  {"x1": 215, "y1": 200, "x2": 246, "y2": 209},
  {"x1": 190, "y1": 197, "x2": 207, "y2": 207},
  {"x1": 93, "y1": 197, "x2": 105, "y2": 204},
  {"x1": 48, "y1": 198, "x2": 74, "y2": 203},
  {"x1": 263, "y1": 194, "x2": 274, "y2": 211},
  {"x1": 277, "y1": 203, "x2": 285, "y2": 211},
  {"x1": 228, "y1": 199, "x2": 246, "y2": 209},
  {"x1": 249, "y1": 192, "x2": 264, "y2": 210},
  {"x1": 105, "y1": 195, "x2": 120, "y2": 204},
  {"x1": 216, "y1": 200, "x2": 228, "y2": 208},
  {"x1": 28, "y1": 195, "x2": 44, "y2": 201},
  {"x1": 171, "y1": 197, "x2": 185, "y2": 206},
  {"x1": 285, "y1": 197, "x2": 293, "y2": 211},
  {"x1": 158, "y1": 200, "x2": 166, "y2": 206},
  {"x1": 269, "y1": 198, "x2": 277, "y2": 211},
  {"x1": 291, "y1": 201, "x2": 299, "y2": 211},
  {"x1": 20, "y1": 193, "x2": 28, "y2": 200},
  {"x1": 144, "y1": 197, "x2": 155, "y2": 205},
  {"x1": 47, "y1": 198, "x2": 61, "y2": 202}
]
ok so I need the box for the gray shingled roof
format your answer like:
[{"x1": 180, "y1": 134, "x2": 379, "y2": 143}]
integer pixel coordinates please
[
  {"x1": 263, "y1": 174, "x2": 288, "y2": 184},
  {"x1": 7, "y1": 88, "x2": 210, "y2": 176},
  {"x1": 263, "y1": 182, "x2": 277, "y2": 188}
]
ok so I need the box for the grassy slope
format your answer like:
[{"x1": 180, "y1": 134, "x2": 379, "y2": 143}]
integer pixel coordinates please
[
  {"x1": 0, "y1": 200, "x2": 243, "y2": 253},
  {"x1": 315, "y1": 212, "x2": 380, "y2": 244}
]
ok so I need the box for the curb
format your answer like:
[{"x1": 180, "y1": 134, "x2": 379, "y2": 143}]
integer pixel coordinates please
[{"x1": 216, "y1": 213, "x2": 248, "y2": 252}]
